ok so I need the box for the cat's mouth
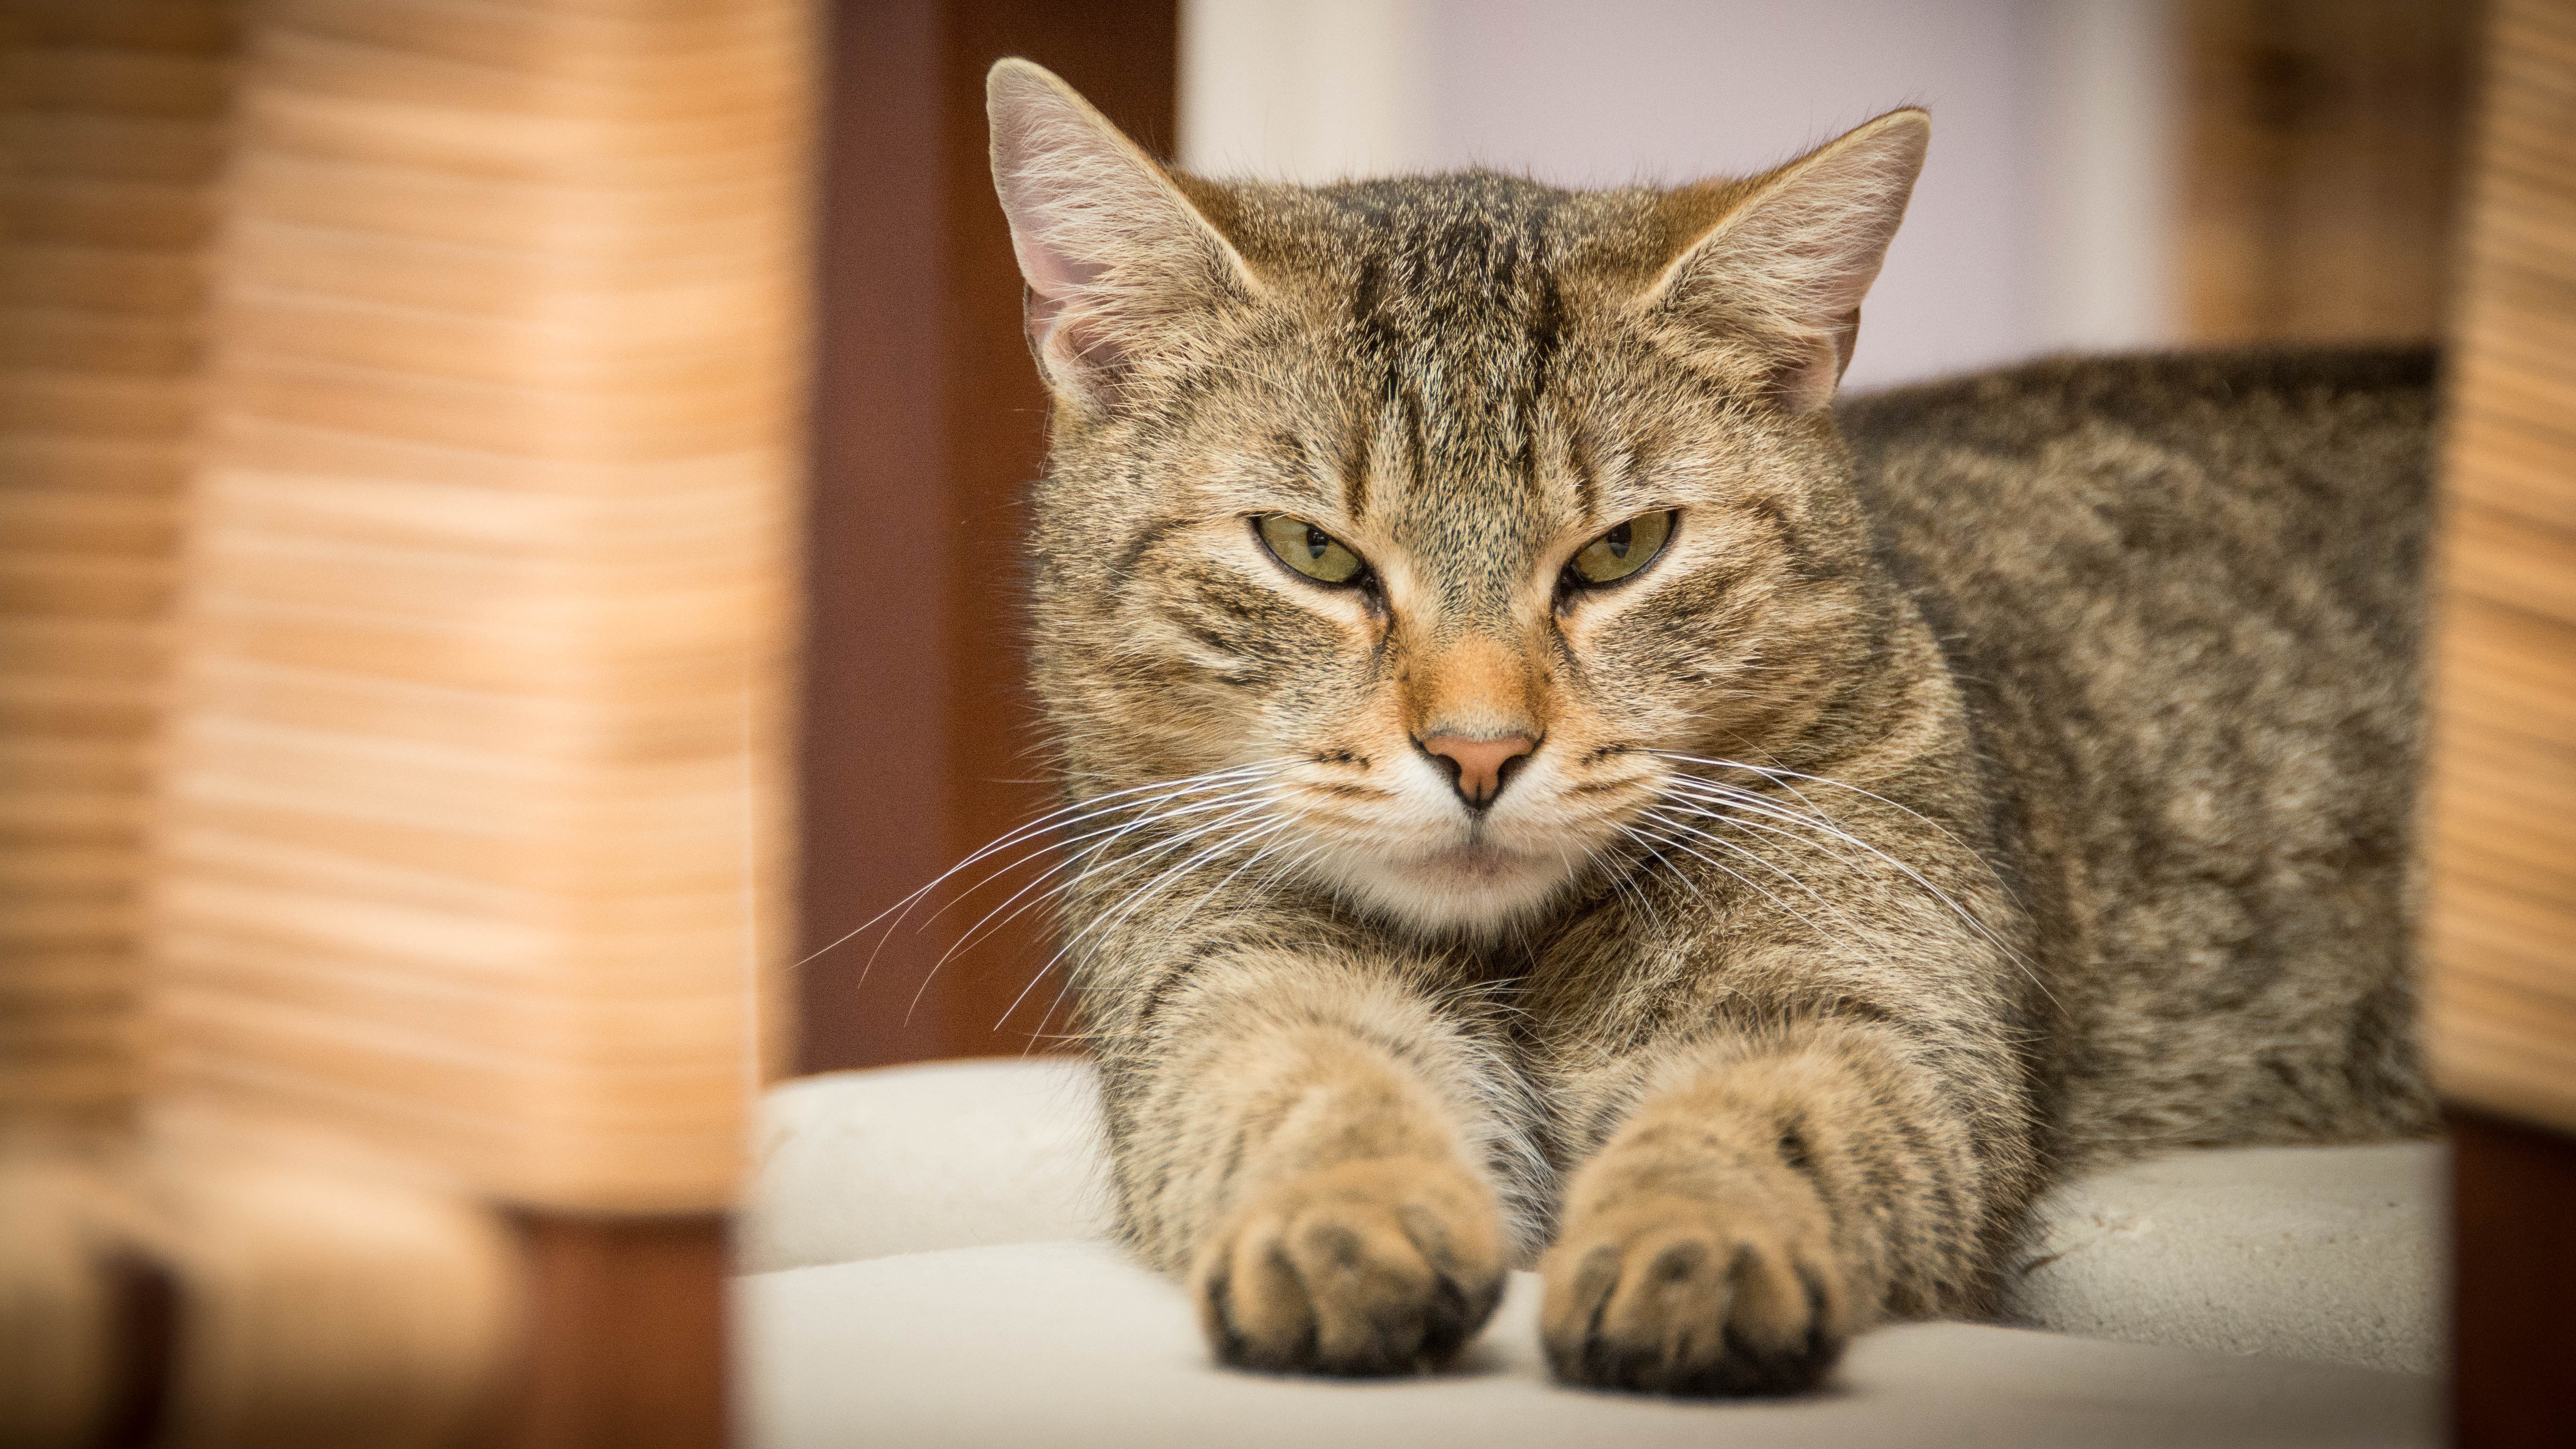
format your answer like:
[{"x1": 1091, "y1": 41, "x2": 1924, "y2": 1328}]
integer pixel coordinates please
[
  {"x1": 1357, "y1": 837, "x2": 1575, "y2": 932},
  {"x1": 1305, "y1": 812, "x2": 1590, "y2": 934},
  {"x1": 1409, "y1": 840, "x2": 1531, "y2": 879}
]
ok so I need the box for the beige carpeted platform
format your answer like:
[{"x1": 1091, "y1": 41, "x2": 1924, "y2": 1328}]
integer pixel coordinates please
[
  {"x1": 740, "y1": 1240, "x2": 2434, "y2": 1449},
  {"x1": 737, "y1": 1058, "x2": 2444, "y2": 1446}
]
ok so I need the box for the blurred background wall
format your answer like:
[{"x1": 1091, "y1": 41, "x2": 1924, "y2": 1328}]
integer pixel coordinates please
[
  {"x1": 803, "y1": 0, "x2": 2473, "y2": 1074},
  {"x1": 1181, "y1": 0, "x2": 2176, "y2": 387}
]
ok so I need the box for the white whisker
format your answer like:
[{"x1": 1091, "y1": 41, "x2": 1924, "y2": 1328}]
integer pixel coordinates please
[
  {"x1": 919, "y1": 782, "x2": 1285, "y2": 962},
  {"x1": 937, "y1": 797, "x2": 1290, "y2": 1026},
  {"x1": 1633, "y1": 807, "x2": 1851, "y2": 949},
  {"x1": 993, "y1": 813, "x2": 1298, "y2": 1033},
  {"x1": 816, "y1": 760, "x2": 1281, "y2": 983},
  {"x1": 1652, "y1": 761, "x2": 2058, "y2": 1008}
]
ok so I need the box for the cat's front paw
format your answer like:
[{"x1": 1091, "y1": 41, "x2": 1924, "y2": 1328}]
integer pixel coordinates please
[
  {"x1": 1190, "y1": 1156, "x2": 1506, "y2": 1376},
  {"x1": 1539, "y1": 1184, "x2": 1852, "y2": 1396}
]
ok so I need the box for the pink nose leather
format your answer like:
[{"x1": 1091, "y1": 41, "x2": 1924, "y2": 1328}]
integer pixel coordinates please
[{"x1": 1421, "y1": 734, "x2": 1538, "y2": 808}]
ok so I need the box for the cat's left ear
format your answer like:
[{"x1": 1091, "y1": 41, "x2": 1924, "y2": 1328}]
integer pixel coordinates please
[
  {"x1": 1647, "y1": 108, "x2": 1929, "y2": 413},
  {"x1": 988, "y1": 59, "x2": 1257, "y2": 412}
]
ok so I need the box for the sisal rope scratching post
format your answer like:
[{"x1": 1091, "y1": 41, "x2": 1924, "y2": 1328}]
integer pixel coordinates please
[
  {"x1": 2420, "y1": 0, "x2": 2576, "y2": 1139},
  {"x1": 1, "y1": 11, "x2": 239, "y2": 1438},
  {"x1": 156, "y1": 0, "x2": 808, "y2": 1213},
  {"x1": 3, "y1": 1, "x2": 812, "y2": 1442},
  {"x1": 0, "y1": 0, "x2": 231, "y2": 1136}
]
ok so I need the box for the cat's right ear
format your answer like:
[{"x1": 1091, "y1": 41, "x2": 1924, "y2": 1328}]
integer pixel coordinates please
[
  {"x1": 987, "y1": 59, "x2": 1256, "y2": 412},
  {"x1": 1646, "y1": 108, "x2": 1930, "y2": 413}
]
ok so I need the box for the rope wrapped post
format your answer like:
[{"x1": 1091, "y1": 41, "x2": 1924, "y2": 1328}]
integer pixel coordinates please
[
  {"x1": 0, "y1": 0, "x2": 231, "y2": 1136},
  {"x1": 0, "y1": 14, "x2": 517, "y2": 1448},
  {"x1": 157, "y1": 0, "x2": 807, "y2": 1216},
  {"x1": 2420, "y1": 0, "x2": 2576, "y2": 1439},
  {"x1": 12, "y1": 0, "x2": 811, "y2": 1442},
  {"x1": 141, "y1": 1, "x2": 814, "y2": 1441},
  {"x1": 2422, "y1": 0, "x2": 2576, "y2": 1143}
]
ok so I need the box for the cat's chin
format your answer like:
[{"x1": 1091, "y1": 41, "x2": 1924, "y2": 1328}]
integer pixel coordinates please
[{"x1": 1330, "y1": 842, "x2": 1573, "y2": 937}]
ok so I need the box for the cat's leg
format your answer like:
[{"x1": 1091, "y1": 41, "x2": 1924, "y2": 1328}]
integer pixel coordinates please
[
  {"x1": 1098, "y1": 951, "x2": 1532, "y2": 1376},
  {"x1": 1537, "y1": 1017, "x2": 2016, "y2": 1395}
]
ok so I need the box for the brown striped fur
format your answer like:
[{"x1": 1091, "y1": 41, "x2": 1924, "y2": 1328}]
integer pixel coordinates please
[{"x1": 978, "y1": 60, "x2": 2438, "y2": 1394}]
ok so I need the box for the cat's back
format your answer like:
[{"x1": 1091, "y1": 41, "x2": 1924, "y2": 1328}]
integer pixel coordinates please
[
  {"x1": 1838, "y1": 348, "x2": 2442, "y2": 1163},
  {"x1": 1839, "y1": 350, "x2": 2437, "y2": 692}
]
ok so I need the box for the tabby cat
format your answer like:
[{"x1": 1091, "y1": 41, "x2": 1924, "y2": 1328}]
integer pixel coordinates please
[{"x1": 977, "y1": 58, "x2": 2437, "y2": 1395}]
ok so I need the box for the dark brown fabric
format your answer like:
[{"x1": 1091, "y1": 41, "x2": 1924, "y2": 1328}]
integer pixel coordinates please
[
  {"x1": 2451, "y1": 1108, "x2": 2576, "y2": 1449},
  {"x1": 506, "y1": 1214, "x2": 727, "y2": 1449},
  {"x1": 800, "y1": 0, "x2": 1179, "y2": 1070}
]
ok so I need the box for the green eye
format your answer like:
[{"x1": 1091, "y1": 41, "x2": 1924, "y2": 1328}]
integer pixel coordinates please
[
  {"x1": 1568, "y1": 510, "x2": 1676, "y2": 585},
  {"x1": 1256, "y1": 514, "x2": 1366, "y2": 584}
]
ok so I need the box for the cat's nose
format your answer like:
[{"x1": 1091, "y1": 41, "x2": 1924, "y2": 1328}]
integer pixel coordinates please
[{"x1": 1420, "y1": 733, "x2": 1538, "y2": 811}]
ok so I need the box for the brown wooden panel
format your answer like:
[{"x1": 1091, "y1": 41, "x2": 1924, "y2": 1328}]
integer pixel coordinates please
[
  {"x1": 508, "y1": 1213, "x2": 726, "y2": 1449},
  {"x1": 2451, "y1": 1109, "x2": 2576, "y2": 1449},
  {"x1": 2178, "y1": 0, "x2": 2478, "y2": 344},
  {"x1": 97, "y1": 1246, "x2": 180, "y2": 1449},
  {"x1": 800, "y1": 0, "x2": 954, "y2": 1071},
  {"x1": 933, "y1": 1, "x2": 1180, "y2": 1059},
  {"x1": 800, "y1": 0, "x2": 1176, "y2": 1070}
]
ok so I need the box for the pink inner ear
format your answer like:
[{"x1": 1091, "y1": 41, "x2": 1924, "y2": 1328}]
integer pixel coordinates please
[
  {"x1": 1754, "y1": 191, "x2": 1908, "y2": 345},
  {"x1": 990, "y1": 87, "x2": 1153, "y2": 387},
  {"x1": 1010, "y1": 210, "x2": 1120, "y2": 375},
  {"x1": 1765, "y1": 306, "x2": 1863, "y2": 412},
  {"x1": 1656, "y1": 111, "x2": 1926, "y2": 413},
  {"x1": 987, "y1": 62, "x2": 1252, "y2": 400},
  {"x1": 989, "y1": 81, "x2": 1119, "y2": 316},
  {"x1": 1008, "y1": 201, "x2": 1109, "y2": 305},
  {"x1": 1767, "y1": 337, "x2": 1844, "y2": 415},
  {"x1": 1011, "y1": 228, "x2": 1090, "y2": 350},
  {"x1": 996, "y1": 164, "x2": 1119, "y2": 374}
]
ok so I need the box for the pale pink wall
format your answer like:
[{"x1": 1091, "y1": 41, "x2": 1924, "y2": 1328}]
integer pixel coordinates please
[
  {"x1": 1414, "y1": 0, "x2": 2048, "y2": 390},
  {"x1": 1181, "y1": 0, "x2": 2174, "y2": 391}
]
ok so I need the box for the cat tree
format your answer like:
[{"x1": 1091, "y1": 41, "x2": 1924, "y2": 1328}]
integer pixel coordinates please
[{"x1": 1, "y1": 1, "x2": 808, "y2": 1442}]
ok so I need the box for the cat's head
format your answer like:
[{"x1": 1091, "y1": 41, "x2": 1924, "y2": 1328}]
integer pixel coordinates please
[{"x1": 988, "y1": 60, "x2": 1927, "y2": 937}]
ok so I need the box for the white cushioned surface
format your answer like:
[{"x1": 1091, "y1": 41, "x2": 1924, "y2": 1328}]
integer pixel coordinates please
[
  {"x1": 741, "y1": 1240, "x2": 2434, "y2": 1449},
  {"x1": 737, "y1": 1057, "x2": 2442, "y2": 1433},
  {"x1": 1997, "y1": 1141, "x2": 2442, "y2": 1372},
  {"x1": 743, "y1": 1059, "x2": 1109, "y2": 1269}
]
